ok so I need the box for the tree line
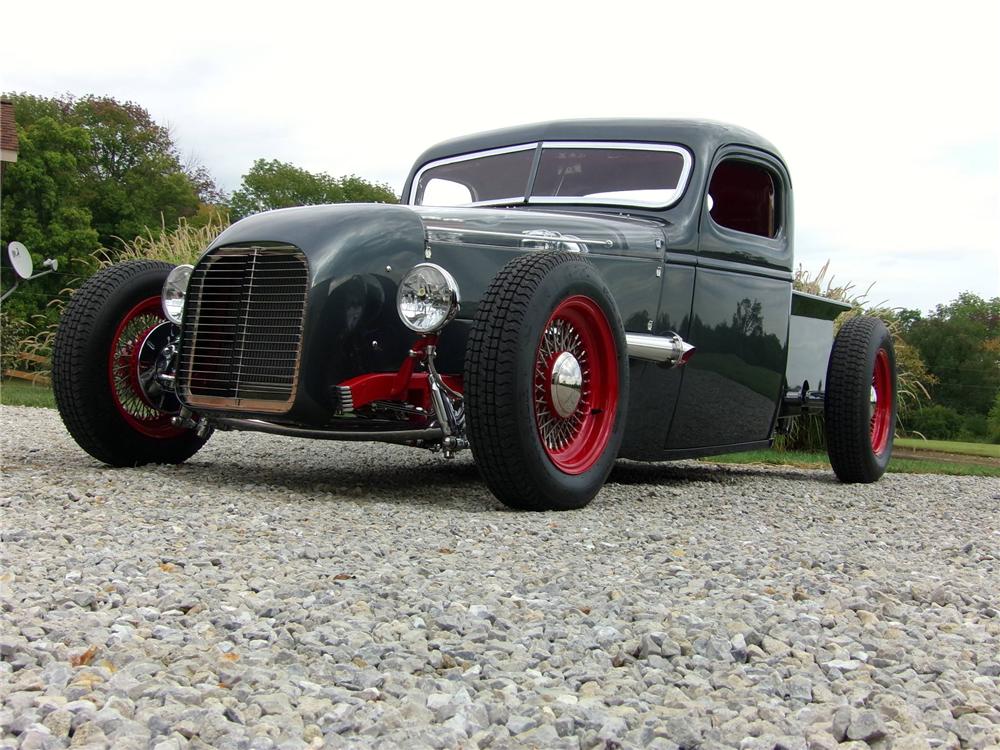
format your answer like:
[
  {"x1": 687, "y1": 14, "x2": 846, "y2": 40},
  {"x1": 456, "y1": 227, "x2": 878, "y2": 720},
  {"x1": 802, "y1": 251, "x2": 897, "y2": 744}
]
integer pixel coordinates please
[
  {"x1": 897, "y1": 293, "x2": 999, "y2": 442},
  {"x1": 0, "y1": 93, "x2": 395, "y2": 325}
]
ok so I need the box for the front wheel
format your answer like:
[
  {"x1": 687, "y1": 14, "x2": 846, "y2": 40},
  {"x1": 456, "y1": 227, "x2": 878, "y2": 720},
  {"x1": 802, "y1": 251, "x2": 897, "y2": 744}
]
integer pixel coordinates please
[
  {"x1": 464, "y1": 252, "x2": 628, "y2": 510},
  {"x1": 824, "y1": 316, "x2": 896, "y2": 483},
  {"x1": 52, "y1": 260, "x2": 208, "y2": 466}
]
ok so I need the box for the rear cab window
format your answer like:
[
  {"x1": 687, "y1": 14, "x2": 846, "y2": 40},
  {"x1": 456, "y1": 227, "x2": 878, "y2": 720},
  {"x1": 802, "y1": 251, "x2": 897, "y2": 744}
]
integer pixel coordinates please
[{"x1": 707, "y1": 159, "x2": 782, "y2": 238}]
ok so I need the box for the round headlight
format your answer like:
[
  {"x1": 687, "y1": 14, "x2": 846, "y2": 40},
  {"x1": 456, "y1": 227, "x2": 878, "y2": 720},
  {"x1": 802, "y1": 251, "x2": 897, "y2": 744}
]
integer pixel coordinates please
[
  {"x1": 397, "y1": 263, "x2": 460, "y2": 333},
  {"x1": 161, "y1": 264, "x2": 193, "y2": 324}
]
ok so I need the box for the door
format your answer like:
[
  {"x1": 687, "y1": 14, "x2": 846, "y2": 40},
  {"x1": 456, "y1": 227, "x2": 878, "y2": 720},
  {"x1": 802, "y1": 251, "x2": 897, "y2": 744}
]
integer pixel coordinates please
[{"x1": 666, "y1": 147, "x2": 794, "y2": 450}]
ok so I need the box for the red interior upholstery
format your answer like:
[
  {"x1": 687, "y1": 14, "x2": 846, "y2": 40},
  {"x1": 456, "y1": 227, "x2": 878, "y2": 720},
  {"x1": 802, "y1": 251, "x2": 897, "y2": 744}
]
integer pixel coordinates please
[{"x1": 708, "y1": 161, "x2": 776, "y2": 238}]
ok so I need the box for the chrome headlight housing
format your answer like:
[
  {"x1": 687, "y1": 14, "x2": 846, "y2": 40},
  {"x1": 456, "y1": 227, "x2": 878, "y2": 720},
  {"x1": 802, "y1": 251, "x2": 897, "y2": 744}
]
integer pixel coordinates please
[
  {"x1": 161, "y1": 264, "x2": 194, "y2": 324},
  {"x1": 397, "y1": 263, "x2": 460, "y2": 333}
]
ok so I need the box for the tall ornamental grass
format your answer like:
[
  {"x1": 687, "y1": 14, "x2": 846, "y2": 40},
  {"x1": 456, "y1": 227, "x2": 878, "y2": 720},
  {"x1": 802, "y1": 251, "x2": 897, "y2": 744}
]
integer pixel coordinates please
[{"x1": 13, "y1": 213, "x2": 230, "y2": 373}]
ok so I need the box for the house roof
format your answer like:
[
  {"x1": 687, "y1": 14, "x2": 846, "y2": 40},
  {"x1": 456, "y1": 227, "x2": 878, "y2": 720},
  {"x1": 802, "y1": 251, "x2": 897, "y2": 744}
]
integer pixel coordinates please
[{"x1": 1, "y1": 99, "x2": 20, "y2": 158}]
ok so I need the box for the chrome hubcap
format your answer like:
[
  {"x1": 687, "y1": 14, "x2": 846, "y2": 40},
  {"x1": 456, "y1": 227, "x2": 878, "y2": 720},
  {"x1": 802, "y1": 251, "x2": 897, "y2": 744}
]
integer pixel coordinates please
[{"x1": 550, "y1": 351, "x2": 583, "y2": 418}]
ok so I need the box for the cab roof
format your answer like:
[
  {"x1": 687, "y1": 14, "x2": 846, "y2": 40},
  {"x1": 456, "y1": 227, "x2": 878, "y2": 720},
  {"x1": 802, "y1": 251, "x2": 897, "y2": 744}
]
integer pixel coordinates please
[
  {"x1": 411, "y1": 118, "x2": 780, "y2": 170},
  {"x1": 403, "y1": 118, "x2": 783, "y2": 201}
]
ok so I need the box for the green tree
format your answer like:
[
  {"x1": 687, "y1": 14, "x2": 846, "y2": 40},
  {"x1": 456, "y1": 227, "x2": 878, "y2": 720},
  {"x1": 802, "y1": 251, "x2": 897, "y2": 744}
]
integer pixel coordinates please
[
  {"x1": 71, "y1": 95, "x2": 201, "y2": 245},
  {"x1": 339, "y1": 174, "x2": 398, "y2": 204},
  {"x1": 1, "y1": 93, "x2": 212, "y2": 324},
  {"x1": 908, "y1": 404, "x2": 965, "y2": 440},
  {"x1": 988, "y1": 391, "x2": 1000, "y2": 443},
  {"x1": 905, "y1": 293, "x2": 1000, "y2": 420},
  {"x1": 0, "y1": 100, "x2": 100, "y2": 322},
  {"x1": 230, "y1": 159, "x2": 396, "y2": 220}
]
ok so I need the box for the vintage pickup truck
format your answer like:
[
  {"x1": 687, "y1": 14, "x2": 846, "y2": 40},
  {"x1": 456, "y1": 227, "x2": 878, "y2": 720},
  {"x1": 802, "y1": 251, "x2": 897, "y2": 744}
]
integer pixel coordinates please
[{"x1": 52, "y1": 119, "x2": 896, "y2": 510}]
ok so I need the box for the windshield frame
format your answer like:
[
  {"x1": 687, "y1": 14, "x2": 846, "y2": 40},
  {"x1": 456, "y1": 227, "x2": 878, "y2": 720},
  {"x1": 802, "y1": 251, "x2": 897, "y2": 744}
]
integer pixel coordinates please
[
  {"x1": 409, "y1": 143, "x2": 538, "y2": 208},
  {"x1": 408, "y1": 141, "x2": 694, "y2": 210}
]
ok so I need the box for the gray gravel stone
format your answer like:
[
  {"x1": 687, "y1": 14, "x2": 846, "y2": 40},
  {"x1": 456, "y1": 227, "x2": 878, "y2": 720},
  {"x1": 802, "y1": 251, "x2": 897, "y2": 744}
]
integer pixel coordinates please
[
  {"x1": 2, "y1": 406, "x2": 999, "y2": 750},
  {"x1": 846, "y1": 708, "x2": 887, "y2": 741},
  {"x1": 505, "y1": 714, "x2": 538, "y2": 735}
]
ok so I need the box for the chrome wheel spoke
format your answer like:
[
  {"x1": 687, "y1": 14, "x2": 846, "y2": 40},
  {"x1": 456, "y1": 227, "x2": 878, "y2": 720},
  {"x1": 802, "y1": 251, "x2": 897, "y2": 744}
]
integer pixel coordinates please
[
  {"x1": 535, "y1": 316, "x2": 592, "y2": 451},
  {"x1": 112, "y1": 313, "x2": 163, "y2": 422}
]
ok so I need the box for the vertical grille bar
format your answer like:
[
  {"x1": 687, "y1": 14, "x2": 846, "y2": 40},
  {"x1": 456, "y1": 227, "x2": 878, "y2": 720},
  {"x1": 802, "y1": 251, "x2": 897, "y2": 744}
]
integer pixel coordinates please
[{"x1": 178, "y1": 244, "x2": 308, "y2": 413}]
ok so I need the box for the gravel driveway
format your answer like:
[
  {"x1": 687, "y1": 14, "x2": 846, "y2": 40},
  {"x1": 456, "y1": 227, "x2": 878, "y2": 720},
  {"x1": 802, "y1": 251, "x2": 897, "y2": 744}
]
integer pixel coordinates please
[{"x1": 2, "y1": 405, "x2": 998, "y2": 750}]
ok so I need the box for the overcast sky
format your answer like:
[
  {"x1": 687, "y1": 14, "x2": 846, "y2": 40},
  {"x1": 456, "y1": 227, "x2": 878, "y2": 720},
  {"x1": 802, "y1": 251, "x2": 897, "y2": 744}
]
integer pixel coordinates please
[{"x1": 3, "y1": 0, "x2": 998, "y2": 314}]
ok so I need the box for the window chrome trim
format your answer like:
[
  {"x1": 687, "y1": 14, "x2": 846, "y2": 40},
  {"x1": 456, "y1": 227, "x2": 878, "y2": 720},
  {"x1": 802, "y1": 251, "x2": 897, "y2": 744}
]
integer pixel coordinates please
[
  {"x1": 705, "y1": 155, "x2": 786, "y2": 240},
  {"x1": 408, "y1": 143, "x2": 537, "y2": 205},
  {"x1": 528, "y1": 141, "x2": 694, "y2": 209},
  {"x1": 409, "y1": 141, "x2": 694, "y2": 210}
]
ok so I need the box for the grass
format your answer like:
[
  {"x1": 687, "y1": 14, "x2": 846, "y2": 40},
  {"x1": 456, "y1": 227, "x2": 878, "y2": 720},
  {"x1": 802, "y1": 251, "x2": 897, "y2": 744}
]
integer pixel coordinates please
[
  {"x1": 895, "y1": 437, "x2": 999, "y2": 458},
  {"x1": 98, "y1": 212, "x2": 229, "y2": 267},
  {"x1": 2, "y1": 373, "x2": 996, "y2": 478},
  {"x1": 707, "y1": 448, "x2": 1000, "y2": 478},
  {"x1": 0, "y1": 378, "x2": 56, "y2": 409}
]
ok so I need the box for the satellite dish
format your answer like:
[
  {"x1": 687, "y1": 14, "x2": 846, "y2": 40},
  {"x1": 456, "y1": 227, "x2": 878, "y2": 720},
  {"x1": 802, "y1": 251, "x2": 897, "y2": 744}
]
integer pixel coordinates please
[{"x1": 6, "y1": 242, "x2": 34, "y2": 280}]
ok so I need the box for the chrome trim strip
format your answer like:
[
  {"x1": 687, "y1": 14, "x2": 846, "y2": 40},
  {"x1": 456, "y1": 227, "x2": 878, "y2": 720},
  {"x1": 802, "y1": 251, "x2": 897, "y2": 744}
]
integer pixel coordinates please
[
  {"x1": 409, "y1": 143, "x2": 537, "y2": 205},
  {"x1": 542, "y1": 140, "x2": 692, "y2": 152},
  {"x1": 425, "y1": 226, "x2": 614, "y2": 248},
  {"x1": 465, "y1": 197, "x2": 525, "y2": 207},
  {"x1": 529, "y1": 141, "x2": 693, "y2": 209},
  {"x1": 213, "y1": 418, "x2": 444, "y2": 444},
  {"x1": 410, "y1": 141, "x2": 694, "y2": 211},
  {"x1": 625, "y1": 332, "x2": 695, "y2": 368}
]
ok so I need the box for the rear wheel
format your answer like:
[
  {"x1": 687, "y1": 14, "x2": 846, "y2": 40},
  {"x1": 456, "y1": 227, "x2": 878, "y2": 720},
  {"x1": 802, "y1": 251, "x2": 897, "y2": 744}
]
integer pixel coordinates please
[
  {"x1": 824, "y1": 316, "x2": 896, "y2": 483},
  {"x1": 464, "y1": 252, "x2": 628, "y2": 510},
  {"x1": 53, "y1": 261, "x2": 208, "y2": 466}
]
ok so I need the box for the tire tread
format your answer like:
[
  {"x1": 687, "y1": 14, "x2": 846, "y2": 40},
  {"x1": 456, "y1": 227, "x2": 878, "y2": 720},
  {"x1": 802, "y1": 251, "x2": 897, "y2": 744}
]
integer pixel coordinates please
[
  {"x1": 465, "y1": 252, "x2": 614, "y2": 510},
  {"x1": 824, "y1": 316, "x2": 894, "y2": 483}
]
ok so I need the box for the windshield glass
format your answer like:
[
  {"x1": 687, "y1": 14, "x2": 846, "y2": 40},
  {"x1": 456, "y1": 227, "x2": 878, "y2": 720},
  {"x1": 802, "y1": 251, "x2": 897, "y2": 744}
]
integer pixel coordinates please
[
  {"x1": 412, "y1": 146, "x2": 535, "y2": 207},
  {"x1": 411, "y1": 142, "x2": 692, "y2": 209},
  {"x1": 531, "y1": 144, "x2": 688, "y2": 207}
]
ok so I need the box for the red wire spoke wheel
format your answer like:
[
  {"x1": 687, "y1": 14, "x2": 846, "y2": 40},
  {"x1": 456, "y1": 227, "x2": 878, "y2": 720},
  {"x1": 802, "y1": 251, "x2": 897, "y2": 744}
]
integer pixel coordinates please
[
  {"x1": 107, "y1": 296, "x2": 185, "y2": 438},
  {"x1": 465, "y1": 252, "x2": 628, "y2": 510},
  {"x1": 869, "y1": 348, "x2": 893, "y2": 455},
  {"x1": 532, "y1": 295, "x2": 618, "y2": 474},
  {"x1": 825, "y1": 316, "x2": 896, "y2": 483}
]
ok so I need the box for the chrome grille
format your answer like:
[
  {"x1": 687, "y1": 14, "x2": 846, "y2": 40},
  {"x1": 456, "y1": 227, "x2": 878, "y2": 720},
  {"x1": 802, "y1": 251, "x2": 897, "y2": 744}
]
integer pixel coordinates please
[{"x1": 179, "y1": 245, "x2": 308, "y2": 413}]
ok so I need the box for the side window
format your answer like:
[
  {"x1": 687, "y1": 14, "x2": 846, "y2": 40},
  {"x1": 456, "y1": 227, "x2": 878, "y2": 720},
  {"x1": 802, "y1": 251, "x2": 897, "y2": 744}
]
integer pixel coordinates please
[
  {"x1": 421, "y1": 178, "x2": 474, "y2": 206},
  {"x1": 707, "y1": 160, "x2": 781, "y2": 238}
]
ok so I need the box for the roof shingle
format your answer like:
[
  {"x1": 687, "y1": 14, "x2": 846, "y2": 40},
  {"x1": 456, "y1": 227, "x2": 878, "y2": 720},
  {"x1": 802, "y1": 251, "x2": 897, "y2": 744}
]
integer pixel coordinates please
[{"x1": 1, "y1": 99, "x2": 20, "y2": 155}]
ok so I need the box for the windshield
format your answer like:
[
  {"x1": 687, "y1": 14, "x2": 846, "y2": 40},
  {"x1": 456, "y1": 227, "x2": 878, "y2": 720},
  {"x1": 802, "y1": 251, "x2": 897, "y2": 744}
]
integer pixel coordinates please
[{"x1": 411, "y1": 141, "x2": 692, "y2": 209}]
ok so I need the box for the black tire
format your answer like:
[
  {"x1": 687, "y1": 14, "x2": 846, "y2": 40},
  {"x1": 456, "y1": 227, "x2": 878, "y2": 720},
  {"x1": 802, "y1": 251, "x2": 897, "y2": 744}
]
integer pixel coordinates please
[
  {"x1": 824, "y1": 316, "x2": 896, "y2": 483},
  {"x1": 52, "y1": 260, "x2": 208, "y2": 466},
  {"x1": 464, "y1": 252, "x2": 628, "y2": 510}
]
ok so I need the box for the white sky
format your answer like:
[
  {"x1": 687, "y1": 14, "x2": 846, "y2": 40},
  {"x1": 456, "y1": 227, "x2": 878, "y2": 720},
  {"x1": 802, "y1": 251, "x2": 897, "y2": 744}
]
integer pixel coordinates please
[{"x1": 3, "y1": 0, "x2": 998, "y2": 314}]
